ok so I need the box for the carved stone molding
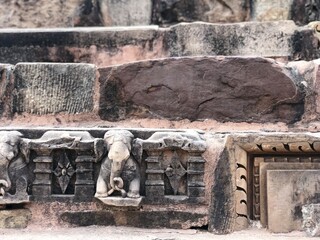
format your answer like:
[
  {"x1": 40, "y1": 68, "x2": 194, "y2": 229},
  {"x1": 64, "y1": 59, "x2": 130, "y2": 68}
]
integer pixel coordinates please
[{"x1": 231, "y1": 135, "x2": 320, "y2": 231}]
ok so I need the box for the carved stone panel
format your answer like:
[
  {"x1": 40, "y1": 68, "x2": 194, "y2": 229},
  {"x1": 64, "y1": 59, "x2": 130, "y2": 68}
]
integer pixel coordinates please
[
  {"x1": 94, "y1": 130, "x2": 142, "y2": 207},
  {"x1": 134, "y1": 130, "x2": 206, "y2": 204},
  {"x1": 22, "y1": 131, "x2": 103, "y2": 201}
]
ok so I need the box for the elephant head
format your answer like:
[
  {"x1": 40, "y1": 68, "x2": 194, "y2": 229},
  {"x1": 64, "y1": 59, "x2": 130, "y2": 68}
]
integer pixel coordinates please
[
  {"x1": 0, "y1": 131, "x2": 27, "y2": 196},
  {"x1": 104, "y1": 130, "x2": 134, "y2": 195}
]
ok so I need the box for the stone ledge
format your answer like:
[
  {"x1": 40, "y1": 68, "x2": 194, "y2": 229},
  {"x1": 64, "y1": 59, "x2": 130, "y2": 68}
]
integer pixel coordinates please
[{"x1": 0, "y1": 21, "x2": 317, "y2": 66}]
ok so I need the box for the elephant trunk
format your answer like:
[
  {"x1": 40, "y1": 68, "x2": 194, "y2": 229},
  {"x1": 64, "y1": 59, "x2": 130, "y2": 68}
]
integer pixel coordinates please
[
  {"x1": 110, "y1": 171, "x2": 127, "y2": 198},
  {"x1": 0, "y1": 179, "x2": 10, "y2": 197}
]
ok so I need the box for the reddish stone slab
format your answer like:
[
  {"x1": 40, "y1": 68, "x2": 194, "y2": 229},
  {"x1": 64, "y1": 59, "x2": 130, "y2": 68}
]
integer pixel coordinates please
[{"x1": 99, "y1": 56, "x2": 304, "y2": 123}]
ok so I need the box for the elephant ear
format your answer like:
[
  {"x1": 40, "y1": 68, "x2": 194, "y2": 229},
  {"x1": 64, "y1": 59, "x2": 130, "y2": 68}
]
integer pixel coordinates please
[
  {"x1": 94, "y1": 138, "x2": 106, "y2": 162},
  {"x1": 19, "y1": 138, "x2": 30, "y2": 163},
  {"x1": 104, "y1": 131, "x2": 115, "y2": 151},
  {"x1": 132, "y1": 138, "x2": 143, "y2": 164}
]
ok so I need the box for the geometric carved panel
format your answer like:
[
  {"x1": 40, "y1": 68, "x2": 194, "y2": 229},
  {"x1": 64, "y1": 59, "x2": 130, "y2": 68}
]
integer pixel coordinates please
[
  {"x1": 145, "y1": 149, "x2": 205, "y2": 203},
  {"x1": 52, "y1": 149, "x2": 76, "y2": 195},
  {"x1": 135, "y1": 130, "x2": 207, "y2": 205}
]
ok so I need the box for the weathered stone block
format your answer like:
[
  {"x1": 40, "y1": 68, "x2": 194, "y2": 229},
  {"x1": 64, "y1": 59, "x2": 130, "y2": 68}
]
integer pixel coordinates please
[
  {"x1": 267, "y1": 170, "x2": 320, "y2": 233},
  {"x1": 61, "y1": 210, "x2": 207, "y2": 229},
  {"x1": 0, "y1": 21, "x2": 318, "y2": 67},
  {"x1": 100, "y1": 0, "x2": 152, "y2": 26},
  {"x1": 259, "y1": 162, "x2": 320, "y2": 228},
  {"x1": 13, "y1": 63, "x2": 96, "y2": 114},
  {"x1": 252, "y1": 0, "x2": 293, "y2": 21},
  {"x1": 302, "y1": 203, "x2": 320, "y2": 237},
  {"x1": 0, "y1": 209, "x2": 31, "y2": 228},
  {"x1": 291, "y1": 0, "x2": 320, "y2": 25},
  {"x1": 0, "y1": 0, "x2": 83, "y2": 28},
  {"x1": 0, "y1": 64, "x2": 13, "y2": 117},
  {"x1": 165, "y1": 21, "x2": 317, "y2": 60},
  {"x1": 99, "y1": 56, "x2": 304, "y2": 123},
  {"x1": 152, "y1": 0, "x2": 249, "y2": 24}
]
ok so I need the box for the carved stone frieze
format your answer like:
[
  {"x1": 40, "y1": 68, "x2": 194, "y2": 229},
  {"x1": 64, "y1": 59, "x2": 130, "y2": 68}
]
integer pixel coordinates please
[
  {"x1": 22, "y1": 131, "x2": 104, "y2": 201},
  {"x1": 0, "y1": 128, "x2": 207, "y2": 211},
  {"x1": 134, "y1": 130, "x2": 206, "y2": 204}
]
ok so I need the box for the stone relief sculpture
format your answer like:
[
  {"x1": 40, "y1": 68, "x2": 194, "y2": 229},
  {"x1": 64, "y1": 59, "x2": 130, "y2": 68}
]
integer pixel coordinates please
[
  {"x1": 22, "y1": 131, "x2": 104, "y2": 201},
  {"x1": 95, "y1": 130, "x2": 140, "y2": 200},
  {"x1": 134, "y1": 130, "x2": 206, "y2": 204},
  {"x1": 0, "y1": 131, "x2": 30, "y2": 204}
]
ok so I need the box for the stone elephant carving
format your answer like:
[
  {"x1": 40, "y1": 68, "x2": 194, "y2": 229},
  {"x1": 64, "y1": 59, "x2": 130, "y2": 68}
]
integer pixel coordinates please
[
  {"x1": 0, "y1": 131, "x2": 29, "y2": 198},
  {"x1": 95, "y1": 130, "x2": 140, "y2": 198}
]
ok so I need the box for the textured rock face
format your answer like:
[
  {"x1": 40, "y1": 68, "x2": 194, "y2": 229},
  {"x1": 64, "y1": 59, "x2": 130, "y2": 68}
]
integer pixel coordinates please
[
  {"x1": 302, "y1": 204, "x2": 320, "y2": 237},
  {"x1": 13, "y1": 63, "x2": 96, "y2": 114},
  {"x1": 291, "y1": 0, "x2": 320, "y2": 25},
  {"x1": 0, "y1": 0, "x2": 318, "y2": 28},
  {"x1": 100, "y1": 0, "x2": 152, "y2": 26},
  {"x1": 60, "y1": 210, "x2": 208, "y2": 229},
  {"x1": 252, "y1": 0, "x2": 293, "y2": 21},
  {"x1": 0, "y1": 0, "x2": 82, "y2": 28},
  {"x1": 152, "y1": 0, "x2": 249, "y2": 24},
  {"x1": 99, "y1": 56, "x2": 304, "y2": 123},
  {"x1": 0, "y1": 209, "x2": 31, "y2": 228},
  {"x1": 267, "y1": 170, "x2": 320, "y2": 233}
]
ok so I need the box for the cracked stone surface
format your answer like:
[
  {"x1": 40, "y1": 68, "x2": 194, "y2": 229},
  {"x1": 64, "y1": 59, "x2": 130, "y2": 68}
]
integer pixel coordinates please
[{"x1": 99, "y1": 56, "x2": 304, "y2": 123}]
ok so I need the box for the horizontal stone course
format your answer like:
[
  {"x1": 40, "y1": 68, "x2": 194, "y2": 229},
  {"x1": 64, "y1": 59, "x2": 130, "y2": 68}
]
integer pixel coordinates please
[
  {"x1": 0, "y1": 21, "x2": 317, "y2": 67},
  {"x1": 2, "y1": 55, "x2": 320, "y2": 123}
]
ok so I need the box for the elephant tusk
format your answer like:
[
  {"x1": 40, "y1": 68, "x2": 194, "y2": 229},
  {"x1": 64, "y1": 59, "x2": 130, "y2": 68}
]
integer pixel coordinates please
[{"x1": 107, "y1": 188, "x2": 114, "y2": 196}]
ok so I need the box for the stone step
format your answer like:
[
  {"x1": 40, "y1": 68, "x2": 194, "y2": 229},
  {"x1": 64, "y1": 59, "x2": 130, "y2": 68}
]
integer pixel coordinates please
[{"x1": 0, "y1": 21, "x2": 317, "y2": 67}]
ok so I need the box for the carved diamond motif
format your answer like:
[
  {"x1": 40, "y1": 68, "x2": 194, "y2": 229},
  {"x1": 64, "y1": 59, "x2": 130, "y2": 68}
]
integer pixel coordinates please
[
  {"x1": 165, "y1": 151, "x2": 187, "y2": 195},
  {"x1": 53, "y1": 151, "x2": 75, "y2": 194}
]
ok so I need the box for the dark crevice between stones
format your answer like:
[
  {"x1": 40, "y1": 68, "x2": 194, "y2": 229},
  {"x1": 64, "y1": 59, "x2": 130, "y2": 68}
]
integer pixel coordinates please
[
  {"x1": 289, "y1": 30, "x2": 320, "y2": 61},
  {"x1": 208, "y1": 149, "x2": 234, "y2": 234}
]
